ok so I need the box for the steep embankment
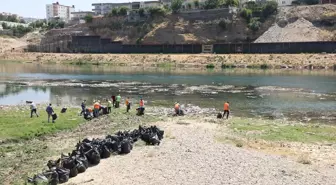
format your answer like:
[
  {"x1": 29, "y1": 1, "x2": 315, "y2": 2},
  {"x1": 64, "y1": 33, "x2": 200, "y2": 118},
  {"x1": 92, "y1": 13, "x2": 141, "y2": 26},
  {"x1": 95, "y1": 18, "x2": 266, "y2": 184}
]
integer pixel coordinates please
[
  {"x1": 255, "y1": 4, "x2": 336, "y2": 43},
  {"x1": 0, "y1": 31, "x2": 43, "y2": 52}
]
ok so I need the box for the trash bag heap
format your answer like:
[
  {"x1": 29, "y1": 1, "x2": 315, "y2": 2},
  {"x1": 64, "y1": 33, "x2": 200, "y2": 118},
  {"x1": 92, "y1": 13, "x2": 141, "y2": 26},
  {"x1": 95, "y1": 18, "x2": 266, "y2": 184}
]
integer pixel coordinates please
[{"x1": 28, "y1": 125, "x2": 164, "y2": 185}]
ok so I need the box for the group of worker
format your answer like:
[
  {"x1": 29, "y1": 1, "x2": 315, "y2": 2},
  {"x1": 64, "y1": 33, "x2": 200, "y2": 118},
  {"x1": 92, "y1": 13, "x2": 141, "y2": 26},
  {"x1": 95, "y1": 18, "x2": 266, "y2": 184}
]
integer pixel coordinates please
[
  {"x1": 80, "y1": 95, "x2": 145, "y2": 120},
  {"x1": 30, "y1": 102, "x2": 57, "y2": 123}
]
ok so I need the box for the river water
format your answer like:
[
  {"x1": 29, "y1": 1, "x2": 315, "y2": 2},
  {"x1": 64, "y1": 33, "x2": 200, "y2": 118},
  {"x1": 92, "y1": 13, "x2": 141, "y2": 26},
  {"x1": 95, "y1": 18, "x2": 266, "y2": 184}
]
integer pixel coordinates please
[{"x1": 0, "y1": 63, "x2": 335, "y2": 124}]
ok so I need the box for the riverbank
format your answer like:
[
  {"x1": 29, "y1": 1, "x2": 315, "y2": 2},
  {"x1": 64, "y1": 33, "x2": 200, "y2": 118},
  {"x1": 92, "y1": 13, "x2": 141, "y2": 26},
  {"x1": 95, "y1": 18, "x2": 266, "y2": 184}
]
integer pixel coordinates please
[
  {"x1": 1, "y1": 105, "x2": 336, "y2": 184},
  {"x1": 1, "y1": 52, "x2": 336, "y2": 70}
]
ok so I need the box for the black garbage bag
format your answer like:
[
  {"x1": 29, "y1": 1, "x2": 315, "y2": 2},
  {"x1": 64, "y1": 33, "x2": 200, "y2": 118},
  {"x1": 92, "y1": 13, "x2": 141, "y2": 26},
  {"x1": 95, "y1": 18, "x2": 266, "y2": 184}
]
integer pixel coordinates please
[
  {"x1": 47, "y1": 159, "x2": 61, "y2": 169},
  {"x1": 61, "y1": 107, "x2": 67, "y2": 113},
  {"x1": 56, "y1": 167, "x2": 70, "y2": 183},
  {"x1": 62, "y1": 157, "x2": 76, "y2": 170},
  {"x1": 217, "y1": 113, "x2": 222, "y2": 119},
  {"x1": 85, "y1": 148, "x2": 101, "y2": 165},
  {"x1": 28, "y1": 174, "x2": 49, "y2": 185},
  {"x1": 52, "y1": 113, "x2": 57, "y2": 121},
  {"x1": 77, "y1": 155, "x2": 89, "y2": 169},
  {"x1": 149, "y1": 137, "x2": 161, "y2": 145},
  {"x1": 100, "y1": 145, "x2": 111, "y2": 159},
  {"x1": 120, "y1": 140, "x2": 131, "y2": 154},
  {"x1": 69, "y1": 166, "x2": 78, "y2": 178},
  {"x1": 76, "y1": 160, "x2": 86, "y2": 173},
  {"x1": 43, "y1": 170, "x2": 59, "y2": 185}
]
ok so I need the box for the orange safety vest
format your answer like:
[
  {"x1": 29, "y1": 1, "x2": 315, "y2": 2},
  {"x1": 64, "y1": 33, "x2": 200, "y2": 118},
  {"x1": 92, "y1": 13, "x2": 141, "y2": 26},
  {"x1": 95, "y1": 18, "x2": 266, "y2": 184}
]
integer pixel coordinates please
[
  {"x1": 224, "y1": 103, "x2": 229, "y2": 111},
  {"x1": 125, "y1": 99, "x2": 129, "y2": 106},
  {"x1": 88, "y1": 108, "x2": 93, "y2": 112},
  {"x1": 139, "y1": 100, "x2": 144, "y2": 107},
  {"x1": 175, "y1": 103, "x2": 180, "y2": 109},
  {"x1": 94, "y1": 102, "x2": 100, "y2": 109}
]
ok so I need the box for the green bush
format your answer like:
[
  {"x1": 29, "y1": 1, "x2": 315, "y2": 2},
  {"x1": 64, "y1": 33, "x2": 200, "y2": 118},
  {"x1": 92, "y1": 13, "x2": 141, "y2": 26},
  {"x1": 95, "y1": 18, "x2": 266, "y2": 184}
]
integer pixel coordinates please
[
  {"x1": 204, "y1": 0, "x2": 222, "y2": 9},
  {"x1": 261, "y1": 1, "x2": 278, "y2": 18},
  {"x1": 300, "y1": 0, "x2": 319, "y2": 5},
  {"x1": 260, "y1": 64, "x2": 269, "y2": 69},
  {"x1": 139, "y1": 8, "x2": 145, "y2": 17},
  {"x1": 118, "y1": 7, "x2": 129, "y2": 16},
  {"x1": 187, "y1": 3, "x2": 192, "y2": 9},
  {"x1": 240, "y1": 8, "x2": 252, "y2": 22},
  {"x1": 225, "y1": 0, "x2": 239, "y2": 7},
  {"x1": 111, "y1": 8, "x2": 118, "y2": 16},
  {"x1": 248, "y1": 18, "x2": 261, "y2": 31},
  {"x1": 218, "y1": 18, "x2": 231, "y2": 30},
  {"x1": 194, "y1": 0, "x2": 200, "y2": 8},
  {"x1": 84, "y1": 14, "x2": 93, "y2": 23},
  {"x1": 206, "y1": 64, "x2": 215, "y2": 68},
  {"x1": 148, "y1": 7, "x2": 166, "y2": 17},
  {"x1": 171, "y1": 0, "x2": 183, "y2": 13}
]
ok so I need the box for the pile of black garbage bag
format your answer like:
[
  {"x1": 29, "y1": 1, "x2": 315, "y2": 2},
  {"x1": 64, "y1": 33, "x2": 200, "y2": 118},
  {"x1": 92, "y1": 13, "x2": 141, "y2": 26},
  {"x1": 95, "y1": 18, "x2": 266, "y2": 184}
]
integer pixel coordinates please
[{"x1": 28, "y1": 125, "x2": 164, "y2": 185}]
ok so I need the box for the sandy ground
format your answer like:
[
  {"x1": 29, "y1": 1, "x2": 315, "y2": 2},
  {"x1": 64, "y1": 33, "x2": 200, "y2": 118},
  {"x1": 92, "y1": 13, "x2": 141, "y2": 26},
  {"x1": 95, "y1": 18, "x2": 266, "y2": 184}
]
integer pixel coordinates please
[
  {"x1": 64, "y1": 118, "x2": 336, "y2": 185},
  {"x1": 0, "y1": 52, "x2": 335, "y2": 69}
]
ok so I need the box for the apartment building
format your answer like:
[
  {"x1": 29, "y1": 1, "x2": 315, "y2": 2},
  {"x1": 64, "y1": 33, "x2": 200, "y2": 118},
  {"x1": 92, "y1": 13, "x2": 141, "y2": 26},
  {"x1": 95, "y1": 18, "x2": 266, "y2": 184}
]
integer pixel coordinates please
[
  {"x1": 46, "y1": 2, "x2": 75, "y2": 22},
  {"x1": 92, "y1": 1, "x2": 162, "y2": 15}
]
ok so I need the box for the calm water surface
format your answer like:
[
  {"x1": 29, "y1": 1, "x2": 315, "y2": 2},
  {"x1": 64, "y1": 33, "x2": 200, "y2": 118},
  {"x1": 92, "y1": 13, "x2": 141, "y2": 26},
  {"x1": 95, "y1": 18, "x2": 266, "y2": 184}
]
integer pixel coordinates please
[{"x1": 0, "y1": 63, "x2": 335, "y2": 124}]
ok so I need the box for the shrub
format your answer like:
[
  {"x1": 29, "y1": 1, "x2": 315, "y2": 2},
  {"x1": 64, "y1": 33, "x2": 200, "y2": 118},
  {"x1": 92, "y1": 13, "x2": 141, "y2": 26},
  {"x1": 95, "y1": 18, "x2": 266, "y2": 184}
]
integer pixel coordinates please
[
  {"x1": 260, "y1": 64, "x2": 268, "y2": 69},
  {"x1": 194, "y1": 0, "x2": 200, "y2": 8},
  {"x1": 300, "y1": 0, "x2": 319, "y2": 5},
  {"x1": 206, "y1": 63, "x2": 215, "y2": 68},
  {"x1": 111, "y1": 8, "x2": 118, "y2": 16},
  {"x1": 118, "y1": 7, "x2": 129, "y2": 16},
  {"x1": 204, "y1": 0, "x2": 222, "y2": 9},
  {"x1": 218, "y1": 18, "x2": 231, "y2": 30},
  {"x1": 148, "y1": 7, "x2": 166, "y2": 17},
  {"x1": 240, "y1": 8, "x2": 252, "y2": 22},
  {"x1": 236, "y1": 143, "x2": 243, "y2": 147},
  {"x1": 187, "y1": 3, "x2": 192, "y2": 9},
  {"x1": 248, "y1": 17, "x2": 261, "y2": 31},
  {"x1": 261, "y1": 1, "x2": 278, "y2": 18},
  {"x1": 225, "y1": 0, "x2": 239, "y2": 7},
  {"x1": 139, "y1": 8, "x2": 145, "y2": 17},
  {"x1": 84, "y1": 14, "x2": 93, "y2": 23},
  {"x1": 291, "y1": 0, "x2": 300, "y2": 5},
  {"x1": 171, "y1": 0, "x2": 183, "y2": 13}
]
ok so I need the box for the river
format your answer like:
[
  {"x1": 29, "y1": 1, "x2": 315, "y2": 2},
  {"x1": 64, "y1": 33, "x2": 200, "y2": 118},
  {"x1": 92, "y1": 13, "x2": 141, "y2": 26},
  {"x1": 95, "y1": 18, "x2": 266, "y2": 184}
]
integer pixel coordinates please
[{"x1": 0, "y1": 62, "x2": 335, "y2": 124}]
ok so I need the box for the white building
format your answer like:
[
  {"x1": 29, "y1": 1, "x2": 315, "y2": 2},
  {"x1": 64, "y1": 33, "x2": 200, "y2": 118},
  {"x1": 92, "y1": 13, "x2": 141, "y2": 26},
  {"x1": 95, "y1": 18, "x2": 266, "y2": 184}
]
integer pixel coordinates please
[
  {"x1": 46, "y1": 2, "x2": 75, "y2": 22},
  {"x1": 71, "y1": 11, "x2": 94, "y2": 20},
  {"x1": 274, "y1": 0, "x2": 293, "y2": 6},
  {"x1": 92, "y1": 1, "x2": 162, "y2": 15}
]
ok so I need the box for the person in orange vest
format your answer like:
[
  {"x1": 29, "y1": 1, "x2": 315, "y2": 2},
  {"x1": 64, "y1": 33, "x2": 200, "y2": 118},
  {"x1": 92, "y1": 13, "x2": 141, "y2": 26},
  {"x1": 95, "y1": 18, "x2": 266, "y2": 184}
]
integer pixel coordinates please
[
  {"x1": 93, "y1": 101, "x2": 101, "y2": 118},
  {"x1": 223, "y1": 101, "x2": 230, "y2": 119},
  {"x1": 125, "y1": 97, "x2": 131, "y2": 113},
  {"x1": 137, "y1": 97, "x2": 145, "y2": 115},
  {"x1": 174, "y1": 102, "x2": 180, "y2": 115}
]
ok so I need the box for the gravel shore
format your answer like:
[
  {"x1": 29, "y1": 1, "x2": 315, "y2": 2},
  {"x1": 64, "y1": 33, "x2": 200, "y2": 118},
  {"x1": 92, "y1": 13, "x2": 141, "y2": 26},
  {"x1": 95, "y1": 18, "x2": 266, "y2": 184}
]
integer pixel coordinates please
[{"x1": 66, "y1": 119, "x2": 336, "y2": 185}]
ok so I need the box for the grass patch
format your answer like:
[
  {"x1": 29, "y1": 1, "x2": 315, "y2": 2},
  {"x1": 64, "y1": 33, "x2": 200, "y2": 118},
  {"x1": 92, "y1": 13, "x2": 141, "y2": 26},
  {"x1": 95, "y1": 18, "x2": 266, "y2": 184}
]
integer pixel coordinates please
[
  {"x1": 228, "y1": 117, "x2": 336, "y2": 143},
  {"x1": 205, "y1": 64, "x2": 215, "y2": 69},
  {"x1": 0, "y1": 107, "x2": 84, "y2": 142},
  {"x1": 157, "y1": 62, "x2": 174, "y2": 68}
]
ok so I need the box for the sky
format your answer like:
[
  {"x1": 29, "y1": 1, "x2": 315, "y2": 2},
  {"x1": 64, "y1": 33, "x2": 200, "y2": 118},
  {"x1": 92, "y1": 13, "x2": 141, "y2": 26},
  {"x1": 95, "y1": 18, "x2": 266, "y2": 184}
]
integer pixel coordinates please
[{"x1": 0, "y1": 0, "x2": 136, "y2": 19}]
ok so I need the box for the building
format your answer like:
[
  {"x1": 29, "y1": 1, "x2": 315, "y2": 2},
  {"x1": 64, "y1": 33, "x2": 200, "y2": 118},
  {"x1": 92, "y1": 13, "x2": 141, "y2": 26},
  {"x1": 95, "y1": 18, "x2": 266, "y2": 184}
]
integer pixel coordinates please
[
  {"x1": 46, "y1": 2, "x2": 75, "y2": 22},
  {"x1": 92, "y1": 1, "x2": 162, "y2": 15},
  {"x1": 71, "y1": 11, "x2": 94, "y2": 20},
  {"x1": 274, "y1": 0, "x2": 293, "y2": 6}
]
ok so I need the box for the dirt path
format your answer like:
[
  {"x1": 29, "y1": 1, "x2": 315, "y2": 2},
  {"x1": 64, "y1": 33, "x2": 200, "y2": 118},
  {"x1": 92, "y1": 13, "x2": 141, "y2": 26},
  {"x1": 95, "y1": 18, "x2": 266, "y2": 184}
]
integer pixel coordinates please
[{"x1": 65, "y1": 119, "x2": 336, "y2": 185}]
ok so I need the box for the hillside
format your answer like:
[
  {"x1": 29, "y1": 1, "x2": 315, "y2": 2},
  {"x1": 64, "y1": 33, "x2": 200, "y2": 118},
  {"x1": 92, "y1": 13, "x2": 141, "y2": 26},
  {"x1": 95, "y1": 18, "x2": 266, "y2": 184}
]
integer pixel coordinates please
[{"x1": 255, "y1": 4, "x2": 336, "y2": 42}]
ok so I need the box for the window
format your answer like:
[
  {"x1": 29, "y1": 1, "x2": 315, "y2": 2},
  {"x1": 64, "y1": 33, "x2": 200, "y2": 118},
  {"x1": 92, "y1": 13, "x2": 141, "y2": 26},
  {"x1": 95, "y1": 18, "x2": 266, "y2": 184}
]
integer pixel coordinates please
[{"x1": 282, "y1": 1, "x2": 286, "y2": 4}]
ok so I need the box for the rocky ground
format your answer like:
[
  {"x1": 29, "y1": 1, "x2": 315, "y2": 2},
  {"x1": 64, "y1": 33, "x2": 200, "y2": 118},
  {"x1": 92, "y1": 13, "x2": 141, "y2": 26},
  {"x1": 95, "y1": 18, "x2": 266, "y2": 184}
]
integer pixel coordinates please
[
  {"x1": 0, "y1": 52, "x2": 335, "y2": 70},
  {"x1": 65, "y1": 117, "x2": 336, "y2": 185}
]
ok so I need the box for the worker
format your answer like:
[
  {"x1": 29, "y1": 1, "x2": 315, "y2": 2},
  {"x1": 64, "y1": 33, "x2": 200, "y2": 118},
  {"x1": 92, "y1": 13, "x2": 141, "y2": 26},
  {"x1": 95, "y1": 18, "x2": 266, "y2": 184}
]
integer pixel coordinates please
[
  {"x1": 137, "y1": 97, "x2": 145, "y2": 115},
  {"x1": 111, "y1": 95, "x2": 116, "y2": 107},
  {"x1": 223, "y1": 101, "x2": 230, "y2": 119},
  {"x1": 46, "y1": 103, "x2": 54, "y2": 123},
  {"x1": 174, "y1": 102, "x2": 180, "y2": 115},
  {"x1": 125, "y1": 97, "x2": 131, "y2": 113},
  {"x1": 107, "y1": 99, "x2": 112, "y2": 113},
  {"x1": 80, "y1": 100, "x2": 86, "y2": 116},
  {"x1": 94, "y1": 101, "x2": 101, "y2": 118},
  {"x1": 116, "y1": 94, "x2": 121, "y2": 108},
  {"x1": 30, "y1": 101, "x2": 39, "y2": 118}
]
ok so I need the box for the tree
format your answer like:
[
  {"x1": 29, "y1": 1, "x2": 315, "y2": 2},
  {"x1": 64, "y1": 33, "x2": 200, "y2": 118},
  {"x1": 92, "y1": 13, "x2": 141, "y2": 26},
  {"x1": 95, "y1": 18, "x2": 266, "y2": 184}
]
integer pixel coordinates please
[
  {"x1": 186, "y1": 3, "x2": 192, "y2": 9},
  {"x1": 171, "y1": 0, "x2": 183, "y2": 13},
  {"x1": 19, "y1": 19, "x2": 26, "y2": 23},
  {"x1": 111, "y1": 8, "x2": 118, "y2": 16},
  {"x1": 301, "y1": 0, "x2": 319, "y2": 4},
  {"x1": 194, "y1": 0, "x2": 200, "y2": 9},
  {"x1": 1, "y1": 22, "x2": 9, "y2": 29},
  {"x1": 262, "y1": 1, "x2": 278, "y2": 18},
  {"x1": 148, "y1": 7, "x2": 166, "y2": 17},
  {"x1": 240, "y1": 8, "x2": 252, "y2": 22},
  {"x1": 225, "y1": 0, "x2": 239, "y2": 7},
  {"x1": 204, "y1": 0, "x2": 223, "y2": 9},
  {"x1": 118, "y1": 7, "x2": 129, "y2": 16},
  {"x1": 248, "y1": 17, "x2": 261, "y2": 31},
  {"x1": 139, "y1": 8, "x2": 145, "y2": 17},
  {"x1": 84, "y1": 14, "x2": 93, "y2": 23}
]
